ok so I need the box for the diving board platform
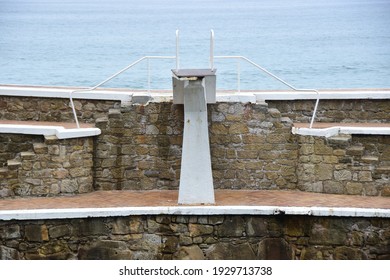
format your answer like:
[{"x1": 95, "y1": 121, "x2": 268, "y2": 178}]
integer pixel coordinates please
[{"x1": 0, "y1": 120, "x2": 101, "y2": 139}]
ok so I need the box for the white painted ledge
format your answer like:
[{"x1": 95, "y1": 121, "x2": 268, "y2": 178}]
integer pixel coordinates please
[
  {"x1": 0, "y1": 85, "x2": 133, "y2": 103},
  {"x1": 253, "y1": 89, "x2": 390, "y2": 100},
  {"x1": 0, "y1": 205, "x2": 389, "y2": 221},
  {"x1": 0, "y1": 124, "x2": 101, "y2": 139},
  {"x1": 2, "y1": 85, "x2": 389, "y2": 104},
  {"x1": 292, "y1": 126, "x2": 390, "y2": 138}
]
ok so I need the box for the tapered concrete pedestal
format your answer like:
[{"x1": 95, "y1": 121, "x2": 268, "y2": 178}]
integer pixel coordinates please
[{"x1": 172, "y1": 69, "x2": 216, "y2": 205}]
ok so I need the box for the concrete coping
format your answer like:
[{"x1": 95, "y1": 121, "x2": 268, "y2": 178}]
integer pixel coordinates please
[
  {"x1": 1, "y1": 85, "x2": 390, "y2": 104},
  {"x1": 1, "y1": 205, "x2": 389, "y2": 221},
  {"x1": 0, "y1": 121, "x2": 101, "y2": 139},
  {"x1": 293, "y1": 123, "x2": 390, "y2": 137}
]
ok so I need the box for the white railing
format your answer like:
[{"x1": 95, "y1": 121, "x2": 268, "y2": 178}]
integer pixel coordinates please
[
  {"x1": 69, "y1": 29, "x2": 320, "y2": 129},
  {"x1": 69, "y1": 31, "x2": 180, "y2": 128},
  {"x1": 209, "y1": 30, "x2": 320, "y2": 128}
]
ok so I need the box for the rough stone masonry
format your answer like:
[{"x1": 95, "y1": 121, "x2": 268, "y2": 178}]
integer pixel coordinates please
[
  {"x1": 1, "y1": 96, "x2": 389, "y2": 197},
  {"x1": 1, "y1": 215, "x2": 389, "y2": 260}
]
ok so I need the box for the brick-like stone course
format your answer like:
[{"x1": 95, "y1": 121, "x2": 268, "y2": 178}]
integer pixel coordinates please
[{"x1": 0, "y1": 215, "x2": 389, "y2": 260}]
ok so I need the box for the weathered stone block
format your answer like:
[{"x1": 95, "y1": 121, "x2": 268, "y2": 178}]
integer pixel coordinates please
[
  {"x1": 217, "y1": 217, "x2": 244, "y2": 237},
  {"x1": 309, "y1": 221, "x2": 347, "y2": 245},
  {"x1": 334, "y1": 170, "x2": 352, "y2": 181},
  {"x1": 48, "y1": 225, "x2": 71, "y2": 239},
  {"x1": 228, "y1": 123, "x2": 249, "y2": 134},
  {"x1": 258, "y1": 238, "x2": 293, "y2": 260},
  {"x1": 346, "y1": 146, "x2": 365, "y2": 156},
  {"x1": 20, "y1": 151, "x2": 35, "y2": 160},
  {"x1": 300, "y1": 247, "x2": 324, "y2": 260},
  {"x1": 33, "y1": 143, "x2": 48, "y2": 154},
  {"x1": 162, "y1": 236, "x2": 179, "y2": 253},
  {"x1": 314, "y1": 140, "x2": 333, "y2": 155},
  {"x1": 0, "y1": 245, "x2": 20, "y2": 260},
  {"x1": 205, "y1": 242, "x2": 256, "y2": 260},
  {"x1": 189, "y1": 224, "x2": 214, "y2": 237},
  {"x1": 334, "y1": 246, "x2": 367, "y2": 260},
  {"x1": 316, "y1": 164, "x2": 333, "y2": 180},
  {"x1": 78, "y1": 240, "x2": 132, "y2": 260},
  {"x1": 25, "y1": 224, "x2": 49, "y2": 242},
  {"x1": 359, "y1": 171, "x2": 373, "y2": 182},
  {"x1": 71, "y1": 219, "x2": 108, "y2": 236},
  {"x1": 299, "y1": 144, "x2": 314, "y2": 155},
  {"x1": 173, "y1": 245, "x2": 205, "y2": 260},
  {"x1": 244, "y1": 217, "x2": 266, "y2": 237},
  {"x1": 0, "y1": 224, "x2": 21, "y2": 239},
  {"x1": 346, "y1": 182, "x2": 363, "y2": 195},
  {"x1": 323, "y1": 181, "x2": 344, "y2": 194},
  {"x1": 60, "y1": 179, "x2": 78, "y2": 193}
]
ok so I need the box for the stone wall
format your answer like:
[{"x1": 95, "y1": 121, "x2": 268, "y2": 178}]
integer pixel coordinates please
[
  {"x1": 0, "y1": 96, "x2": 118, "y2": 198},
  {"x1": 93, "y1": 101, "x2": 297, "y2": 191},
  {"x1": 268, "y1": 99, "x2": 390, "y2": 124},
  {"x1": 0, "y1": 95, "x2": 390, "y2": 197},
  {"x1": 0, "y1": 135, "x2": 94, "y2": 198},
  {"x1": 1, "y1": 215, "x2": 389, "y2": 260},
  {"x1": 297, "y1": 134, "x2": 390, "y2": 196},
  {"x1": 0, "y1": 134, "x2": 40, "y2": 167}
]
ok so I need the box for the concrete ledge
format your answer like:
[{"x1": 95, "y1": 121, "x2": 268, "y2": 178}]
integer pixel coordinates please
[
  {"x1": 0, "y1": 205, "x2": 389, "y2": 221},
  {"x1": 293, "y1": 123, "x2": 390, "y2": 137},
  {"x1": 0, "y1": 122, "x2": 101, "y2": 139},
  {"x1": 0, "y1": 85, "x2": 133, "y2": 103},
  {"x1": 2, "y1": 85, "x2": 390, "y2": 104},
  {"x1": 253, "y1": 89, "x2": 390, "y2": 101}
]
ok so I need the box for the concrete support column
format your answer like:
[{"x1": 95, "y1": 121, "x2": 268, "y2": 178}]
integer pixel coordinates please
[{"x1": 178, "y1": 79, "x2": 215, "y2": 204}]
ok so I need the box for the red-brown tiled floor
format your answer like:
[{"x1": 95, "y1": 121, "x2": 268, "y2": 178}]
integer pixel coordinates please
[{"x1": 0, "y1": 190, "x2": 389, "y2": 211}]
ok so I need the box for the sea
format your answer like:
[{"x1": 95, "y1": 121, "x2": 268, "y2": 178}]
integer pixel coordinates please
[{"x1": 1, "y1": 0, "x2": 389, "y2": 90}]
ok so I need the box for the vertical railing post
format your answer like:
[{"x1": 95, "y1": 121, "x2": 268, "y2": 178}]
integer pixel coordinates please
[
  {"x1": 237, "y1": 59, "x2": 241, "y2": 94},
  {"x1": 309, "y1": 93, "x2": 320, "y2": 128},
  {"x1": 69, "y1": 92, "x2": 80, "y2": 128},
  {"x1": 147, "y1": 57, "x2": 151, "y2": 94},
  {"x1": 210, "y1": 29, "x2": 214, "y2": 70},
  {"x1": 176, "y1": 29, "x2": 180, "y2": 70}
]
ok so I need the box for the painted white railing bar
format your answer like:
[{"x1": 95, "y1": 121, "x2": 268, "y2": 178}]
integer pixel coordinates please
[
  {"x1": 214, "y1": 55, "x2": 320, "y2": 128},
  {"x1": 210, "y1": 29, "x2": 215, "y2": 70},
  {"x1": 69, "y1": 56, "x2": 176, "y2": 128},
  {"x1": 68, "y1": 30, "x2": 181, "y2": 128}
]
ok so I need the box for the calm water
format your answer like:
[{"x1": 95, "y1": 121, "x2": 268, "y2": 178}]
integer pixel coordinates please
[{"x1": 1, "y1": 0, "x2": 389, "y2": 90}]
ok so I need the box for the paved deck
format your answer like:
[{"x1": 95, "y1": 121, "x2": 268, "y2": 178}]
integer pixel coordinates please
[{"x1": 0, "y1": 190, "x2": 389, "y2": 220}]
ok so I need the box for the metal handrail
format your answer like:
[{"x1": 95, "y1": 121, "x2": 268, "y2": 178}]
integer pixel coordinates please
[
  {"x1": 69, "y1": 30, "x2": 180, "y2": 128},
  {"x1": 69, "y1": 56, "x2": 176, "y2": 128},
  {"x1": 214, "y1": 55, "x2": 320, "y2": 128},
  {"x1": 210, "y1": 30, "x2": 215, "y2": 70}
]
